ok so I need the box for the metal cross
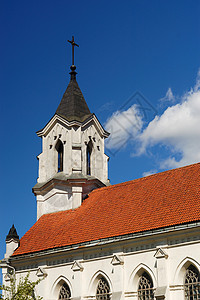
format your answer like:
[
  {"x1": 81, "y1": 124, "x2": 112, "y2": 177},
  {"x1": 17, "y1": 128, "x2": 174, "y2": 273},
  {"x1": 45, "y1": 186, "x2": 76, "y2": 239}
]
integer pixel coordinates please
[{"x1": 68, "y1": 36, "x2": 79, "y2": 66}]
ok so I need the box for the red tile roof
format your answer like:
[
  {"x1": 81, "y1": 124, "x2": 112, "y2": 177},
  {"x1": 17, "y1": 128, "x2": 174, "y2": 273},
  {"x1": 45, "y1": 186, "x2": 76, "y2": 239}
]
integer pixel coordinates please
[{"x1": 13, "y1": 163, "x2": 200, "y2": 256}]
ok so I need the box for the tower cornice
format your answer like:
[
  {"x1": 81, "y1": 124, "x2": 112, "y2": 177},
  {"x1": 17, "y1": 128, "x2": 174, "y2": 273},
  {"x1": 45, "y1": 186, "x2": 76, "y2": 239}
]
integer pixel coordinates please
[{"x1": 36, "y1": 113, "x2": 109, "y2": 139}]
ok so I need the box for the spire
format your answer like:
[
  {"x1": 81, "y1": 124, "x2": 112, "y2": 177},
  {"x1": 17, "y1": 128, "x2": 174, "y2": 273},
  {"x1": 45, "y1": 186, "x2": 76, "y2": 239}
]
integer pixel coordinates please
[
  {"x1": 6, "y1": 224, "x2": 19, "y2": 241},
  {"x1": 56, "y1": 37, "x2": 92, "y2": 122},
  {"x1": 56, "y1": 80, "x2": 92, "y2": 122}
]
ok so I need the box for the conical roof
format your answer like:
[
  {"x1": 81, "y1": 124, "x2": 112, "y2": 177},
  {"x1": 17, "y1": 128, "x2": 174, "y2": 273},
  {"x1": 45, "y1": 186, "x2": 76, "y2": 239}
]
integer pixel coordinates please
[
  {"x1": 56, "y1": 72, "x2": 92, "y2": 123},
  {"x1": 6, "y1": 224, "x2": 19, "y2": 241}
]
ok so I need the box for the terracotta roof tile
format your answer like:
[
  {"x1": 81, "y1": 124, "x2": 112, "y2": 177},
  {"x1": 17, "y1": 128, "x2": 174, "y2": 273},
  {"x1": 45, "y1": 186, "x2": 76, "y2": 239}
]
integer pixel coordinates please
[{"x1": 13, "y1": 163, "x2": 200, "y2": 256}]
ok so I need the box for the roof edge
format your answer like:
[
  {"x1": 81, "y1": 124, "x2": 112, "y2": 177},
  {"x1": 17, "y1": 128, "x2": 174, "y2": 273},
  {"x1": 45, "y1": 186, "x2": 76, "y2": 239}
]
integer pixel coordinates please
[
  {"x1": 11, "y1": 221, "x2": 200, "y2": 259},
  {"x1": 36, "y1": 113, "x2": 109, "y2": 139}
]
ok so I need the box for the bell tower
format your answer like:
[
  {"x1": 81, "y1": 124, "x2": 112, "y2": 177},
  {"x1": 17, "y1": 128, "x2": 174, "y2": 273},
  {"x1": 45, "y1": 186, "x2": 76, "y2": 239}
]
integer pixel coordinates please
[{"x1": 33, "y1": 37, "x2": 110, "y2": 219}]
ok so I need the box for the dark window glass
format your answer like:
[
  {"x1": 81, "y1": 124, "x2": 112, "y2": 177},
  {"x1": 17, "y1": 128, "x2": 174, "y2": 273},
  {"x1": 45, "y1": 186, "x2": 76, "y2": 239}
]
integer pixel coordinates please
[
  {"x1": 87, "y1": 140, "x2": 92, "y2": 175},
  {"x1": 56, "y1": 140, "x2": 63, "y2": 172}
]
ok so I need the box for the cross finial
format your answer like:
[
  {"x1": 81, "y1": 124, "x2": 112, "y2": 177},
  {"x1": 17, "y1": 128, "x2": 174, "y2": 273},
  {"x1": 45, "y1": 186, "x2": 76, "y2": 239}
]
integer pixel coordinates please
[{"x1": 68, "y1": 36, "x2": 79, "y2": 67}]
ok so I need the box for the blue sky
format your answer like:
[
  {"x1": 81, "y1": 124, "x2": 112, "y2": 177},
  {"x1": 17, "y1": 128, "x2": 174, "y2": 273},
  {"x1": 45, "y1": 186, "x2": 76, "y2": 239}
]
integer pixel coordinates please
[{"x1": 1, "y1": 0, "x2": 200, "y2": 281}]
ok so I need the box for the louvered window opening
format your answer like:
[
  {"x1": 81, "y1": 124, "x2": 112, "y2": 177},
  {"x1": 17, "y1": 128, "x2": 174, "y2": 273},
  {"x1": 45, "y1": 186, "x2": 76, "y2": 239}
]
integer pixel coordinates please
[
  {"x1": 57, "y1": 143, "x2": 63, "y2": 172},
  {"x1": 87, "y1": 140, "x2": 92, "y2": 175},
  {"x1": 96, "y1": 277, "x2": 111, "y2": 300},
  {"x1": 185, "y1": 265, "x2": 200, "y2": 300},
  {"x1": 56, "y1": 139, "x2": 64, "y2": 173},
  {"x1": 59, "y1": 283, "x2": 71, "y2": 300},
  {"x1": 138, "y1": 272, "x2": 155, "y2": 300}
]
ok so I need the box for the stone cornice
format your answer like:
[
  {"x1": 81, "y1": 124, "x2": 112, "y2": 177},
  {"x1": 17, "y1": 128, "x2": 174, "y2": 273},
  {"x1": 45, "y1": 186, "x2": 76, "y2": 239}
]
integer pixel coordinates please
[
  {"x1": 33, "y1": 173, "x2": 105, "y2": 195},
  {"x1": 36, "y1": 114, "x2": 109, "y2": 139}
]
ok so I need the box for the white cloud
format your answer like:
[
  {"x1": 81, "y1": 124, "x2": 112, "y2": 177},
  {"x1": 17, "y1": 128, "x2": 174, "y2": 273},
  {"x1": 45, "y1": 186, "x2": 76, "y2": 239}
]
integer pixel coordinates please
[
  {"x1": 139, "y1": 69, "x2": 200, "y2": 169},
  {"x1": 104, "y1": 69, "x2": 200, "y2": 172},
  {"x1": 160, "y1": 87, "x2": 175, "y2": 103},
  {"x1": 105, "y1": 104, "x2": 143, "y2": 150},
  {"x1": 143, "y1": 169, "x2": 157, "y2": 177}
]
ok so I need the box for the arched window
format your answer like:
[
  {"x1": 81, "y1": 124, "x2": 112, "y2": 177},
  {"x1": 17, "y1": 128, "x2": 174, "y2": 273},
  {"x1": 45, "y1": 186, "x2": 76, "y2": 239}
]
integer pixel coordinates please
[
  {"x1": 96, "y1": 277, "x2": 110, "y2": 300},
  {"x1": 87, "y1": 140, "x2": 93, "y2": 175},
  {"x1": 58, "y1": 282, "x2": 71, "y2": 300},
  {"x1": 185, "y1": 265, "x2": 200, "y2": 299},
  {"x1": 138, "y1": 272, "x2": 154, "y2": 300},
  {"x1": 56, "y1": 140, "x2": 63, "y2": 172}
]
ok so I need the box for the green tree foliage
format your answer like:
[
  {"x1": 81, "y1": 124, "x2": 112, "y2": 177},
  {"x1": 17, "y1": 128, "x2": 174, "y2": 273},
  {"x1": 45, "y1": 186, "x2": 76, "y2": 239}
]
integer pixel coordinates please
[{"x1": 0, "y1": 272, "x2": 43, "y2": 300}]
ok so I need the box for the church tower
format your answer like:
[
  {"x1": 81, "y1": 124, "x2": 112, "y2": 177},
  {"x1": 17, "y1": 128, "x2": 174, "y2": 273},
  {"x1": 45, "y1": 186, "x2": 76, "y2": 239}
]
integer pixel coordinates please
[{"x1": 33, "y1": 37, "x2": 110, "y2": 219}]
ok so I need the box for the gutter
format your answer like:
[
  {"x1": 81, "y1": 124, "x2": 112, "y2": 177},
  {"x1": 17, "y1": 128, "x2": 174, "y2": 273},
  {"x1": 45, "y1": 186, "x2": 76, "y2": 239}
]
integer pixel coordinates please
[{"x1": 10, "y1": 221, "x2": 200, "y2": 261}]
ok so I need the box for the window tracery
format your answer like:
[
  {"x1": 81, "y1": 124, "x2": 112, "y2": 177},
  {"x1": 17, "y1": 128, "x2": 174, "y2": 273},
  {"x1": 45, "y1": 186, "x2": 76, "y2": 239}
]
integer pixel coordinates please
[
  {"x1": 185, "y1": 265, "x2": 200, "y2": 299},
  {"x1": 138, "y1": 272, "x2": 154, "y2": 300},
  {"x1": 96, "y1": 277, "x2": 110, "y2": 300},
  {"x1": 58, "y1": 282, "x2": 71, "y2": 300}
]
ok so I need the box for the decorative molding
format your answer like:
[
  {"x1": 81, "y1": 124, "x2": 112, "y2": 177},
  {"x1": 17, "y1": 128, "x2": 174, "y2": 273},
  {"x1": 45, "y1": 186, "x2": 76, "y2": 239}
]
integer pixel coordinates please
[
  {"x1": 155, "y1": 286, "x2": 167, "y2": 299},
  {"x1": 169, "y1": 284, "x2": 184, "y2": 291},
  {"x1": 111, "y1": 254, "x2": 124, "y2": 265},
  {"x1": 154, "y1": 248, "x2": 168, "y2": 259},
  {"x1": 4, "y1": 273, "x2": 11, "y2": 281},
  {"x1": 36, "y1": 267, "x2": 47, "y2": 278},
  {"x1": 37, "y1": 113, "x2": 109, "y2": 139},
  {"x1": 71, "y1": 261, "x2": 83, "y2": 272}
]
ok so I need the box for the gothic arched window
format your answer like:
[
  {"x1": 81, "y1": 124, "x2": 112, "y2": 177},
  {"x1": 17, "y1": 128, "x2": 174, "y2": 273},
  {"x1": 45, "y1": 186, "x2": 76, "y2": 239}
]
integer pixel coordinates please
[
  {"x1": 96, "y1": 277, "x2": 111, "y2": 300},
  {"x1": 58, "y1": 282, "x2": 71, "y2": 300},
  {"x1": 138, "y1": 272, "x2": 154, "y2": 300},
  {"x1": 185, "y1": 265, "x2": 200, "y2": 299},
  {"x1": 56, "y1": 140, "x2": 63, "y2": 172},
  {"x1": 87, "y1": 140, "x2": 93, "y2": 175}
]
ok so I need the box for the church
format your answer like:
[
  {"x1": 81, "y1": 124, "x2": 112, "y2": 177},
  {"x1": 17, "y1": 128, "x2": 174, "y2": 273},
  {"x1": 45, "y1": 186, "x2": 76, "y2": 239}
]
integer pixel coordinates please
[{"x1": 1, "y1": 38, "x2": 200, "y2": 300}]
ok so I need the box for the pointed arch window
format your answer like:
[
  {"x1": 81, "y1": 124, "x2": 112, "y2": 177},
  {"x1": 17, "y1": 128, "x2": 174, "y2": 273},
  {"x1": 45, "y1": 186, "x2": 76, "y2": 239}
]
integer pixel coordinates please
[
  {"x1": 96, "y1": 277, "x2": 111, "y2": 300},
  {"x1": 58, "y1": 282, "x2": 71, "y2": 300},
  {"x1": 87, "y1": 140, "x2": 93, "y2": 175},
  {"x1": 185, "y1": 265, "x2": 200, "y2": 299},
  {"x1": 138, "y1": 272, "x2": 154, "y2": 300},
  {"x1": 56, "y1": 140, "x2": 64, "y2": 172}
]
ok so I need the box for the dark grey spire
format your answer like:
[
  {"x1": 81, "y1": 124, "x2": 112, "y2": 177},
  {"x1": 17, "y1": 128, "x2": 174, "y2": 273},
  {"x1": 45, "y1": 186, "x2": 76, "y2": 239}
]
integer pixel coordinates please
[
  {"x1": 56, "y1": 78, "x2": 92, "y2": 122},
  {"x1": 6, "y1": 224, "x2": 19, "y2": 241},
  {"x1": 56, "y1": 37, "x2": 92, "y2": 122}
]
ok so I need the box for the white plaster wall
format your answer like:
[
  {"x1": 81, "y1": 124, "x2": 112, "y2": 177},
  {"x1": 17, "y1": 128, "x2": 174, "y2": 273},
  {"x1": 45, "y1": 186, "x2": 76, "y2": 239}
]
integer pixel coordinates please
[
  {"x1": 167, "y1": 241, "x2": 200, "y2": 300},
  {"x1": 125, "y1": 250, "x2": 157, "y2": 295},
  {"x1": 4, "y1": 240, "x2": 19, "y2": 259},
  {"x1": 37, "y1": 120, "x2": 108, "y2": 185},
  {"x1": 37, "y1": 185, "x2": 73, "y2": 218},
  {"x1": 38, "y1": 123, "x2": 69, "y2": 182},
  {"x1": 9, "y1": 236, "x2": 200, "y2": 300},
  {"x1": 81, "y1": 124, "x2": 108, "y2": 183}
]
